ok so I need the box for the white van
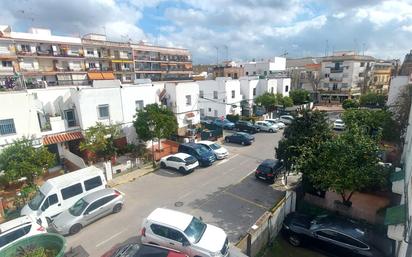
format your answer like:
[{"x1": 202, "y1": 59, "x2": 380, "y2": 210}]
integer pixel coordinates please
[{"x1": 20, "y1": 166, "x2": 107, "y2": 224}]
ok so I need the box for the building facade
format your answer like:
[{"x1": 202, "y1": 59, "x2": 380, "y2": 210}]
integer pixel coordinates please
[
  {"x1": 368, "y1": 61, "x2": 395, "y2": 94},
  {"x1": 238, "y1": 57, "x2": 286, "y2": 76},
  {"x1": 0, "y1": 26, "x2": 192, "y2": 88},
  {"x1": 400, "y1": 50, "x2": 412, "y2": 76}
]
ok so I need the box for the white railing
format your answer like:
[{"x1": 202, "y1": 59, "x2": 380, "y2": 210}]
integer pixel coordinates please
[{"x1": 62, "y1": 147, "x2": 87, "y2": 169}]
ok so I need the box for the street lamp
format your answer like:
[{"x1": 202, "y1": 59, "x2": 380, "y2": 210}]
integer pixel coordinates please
[{"x1": 148, "y1": 123, "x2": 155, "y2": 168}]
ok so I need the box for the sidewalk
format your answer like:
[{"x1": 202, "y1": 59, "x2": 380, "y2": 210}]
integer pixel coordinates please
[{"x1": 107, "y1": 164, "x2": 155, "y2": 188}]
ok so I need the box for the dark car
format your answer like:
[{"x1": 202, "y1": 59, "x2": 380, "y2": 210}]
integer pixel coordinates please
[
  {"x1": 213, "y1": 118, "x2": 235, "y2": 130},
  {"x1": 178, "y1": 143, "x2": 216, "y2": 166},
  {"x1": 255, "y1": 159, "x2": 283, "y2": 183},
  {"x1": 103, "y1": 243, "x2": 188, "y2": 257},
  {"x1": 235, "y1": 120, "x2": 259, "y2": 133},
  {"x1": 282, "y1": 213, "x2": 392, "y2": 257},
  {"x1": 225, "y1": 132, "x2": 254, "y2": 145}
]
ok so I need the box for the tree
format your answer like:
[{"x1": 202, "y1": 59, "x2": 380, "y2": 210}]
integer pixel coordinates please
[
  {"x1": 133, "y1": 103, "x2": 178, "y2": 149},
  {"x1": 389, "y1": 84, "x2": 412, "y2": 143},
  {"x1": 277, "y1": 94, "x2": 294, "y2": 107},
  {"x1": 342, "y1": 99, "x2": 359, "y2": 109},
  {"x1": 289, "y1": 89, "x2": 311, "y2": 105},
  {"x1": 307, "y1": 71, "x2": 321, "y2": 102},
  {"x1": 296, "y1": 128, "x2": 387, "y2": 206},
  {"x1": 359, "y1": 92, "x2": 386, "y2": 108},
  {"x1": 79, "y1": 123, "x2": 121, "y2": 160},
  {"x1": 276, "y1": 110, "x2": 332, "y2": 171},
  {"x1": 254, "y1": 92, "x2": 277, "y2": 112},
  {"x1": 0, "y1": 138, "x2": 55, "y2": 185}
]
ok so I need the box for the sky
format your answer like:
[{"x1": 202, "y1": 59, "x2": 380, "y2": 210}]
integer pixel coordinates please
[{"x1": 1, "y1": 0, "x2": 412, "y2": 64}]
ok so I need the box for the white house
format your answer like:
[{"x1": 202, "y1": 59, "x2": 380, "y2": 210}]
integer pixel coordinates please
[
  {"x1": 237, "y1": 57, "x2": 286, "y2": 76},
  {"x1": 198, "y1": 77, "x2": 242, "y2": 118},
  {"x1": 239, "y1": 77, "x2": 291, "y2": 106},
  {"x1": 163, "y1": 81, "x2": 200, "y2": 136}
]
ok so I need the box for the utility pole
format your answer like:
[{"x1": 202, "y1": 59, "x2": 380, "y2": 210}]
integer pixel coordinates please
[
  {"x1": 214, "y1": 46, "x2": 219, "y2": 66},
  {"x1": 325, "y1": 40, "x2": 329, "y2": 57}
]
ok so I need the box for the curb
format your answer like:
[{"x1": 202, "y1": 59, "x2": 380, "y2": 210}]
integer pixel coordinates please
[{"x1": 107, "y1": 165, "x2": 157, "y2": 188}]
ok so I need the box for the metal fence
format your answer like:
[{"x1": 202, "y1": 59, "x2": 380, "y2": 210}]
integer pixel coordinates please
[{"x1": 236, "y1": 191, "x2": 296, "y2": 257}]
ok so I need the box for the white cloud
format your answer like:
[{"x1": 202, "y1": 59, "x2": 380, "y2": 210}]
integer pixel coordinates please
[
  {"x1": 332, "y1": 12, "x2": 346, "y2": 19},
  {"x1": 272, "y1": 15, "x2": 327, "y2": 37},
  {"x1": 401, "y1": 24, "x2": 412, "y2": 32},
  {"x1": 355, "y1": 0, "x2": 412, "y2": 27}
]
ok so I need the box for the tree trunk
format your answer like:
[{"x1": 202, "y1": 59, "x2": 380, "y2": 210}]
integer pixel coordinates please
[{"x1": 340, "y1": 191, "x2": 354, "y2": 207}]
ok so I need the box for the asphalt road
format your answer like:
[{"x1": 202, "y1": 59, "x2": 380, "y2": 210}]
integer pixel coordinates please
[{"x1": 66, "y1": 131, "x2": 284, "y2": 257}]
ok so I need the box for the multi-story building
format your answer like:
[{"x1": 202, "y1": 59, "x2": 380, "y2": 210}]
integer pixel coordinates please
[
  {"x1": 319, "y1": 51, "x2": 376, "y2": 102},
  {"x1": 238, "y1": 57, "x2": 286, "y2": 76},
  {"x1": 198, "y1": 77, "x2": 242, "y2": 118},
  {"x1": 368, "y1": 61, "x2": 395, "y2": 94},
  {"x1": 212, "y1": 61, "x2": 245, "y2": 79},
  {"x1": 132, "y1": 43, "x2": 192, "y2": 81},
  {"x1": 400, "y1": 50, "x2": 412, "y2": 76},
  {"x1": 0, "y1": 26, "x2": 193, "y2": 87}
]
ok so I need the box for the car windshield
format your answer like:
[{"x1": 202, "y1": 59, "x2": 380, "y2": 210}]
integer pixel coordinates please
[
  {"x1": 257, "y1": 165, "x2": 272, "y2": 173},
  {"x1": 184, "y1": 156, "x2": 197, "y2": 163},
  {"x1": 196, "y1": 145, "x2": 210, "y2": 155},
  {"x1": 113, "y1": 244, "x2": 140, "y2": 257},
  {"x1": 69, "y1": 198, "x2": 89, "y2": 216},
  {"x1": 335, "y1": 120, "x2": 344, "y2": 124},
  {"x1": 184, "y1": 217, "x2": 207, "y2": 243},
  {"x1": 210, "y1": 143, "x2": 221, "y2": 150},
  {"x1": 28, "y1": 190, "x2": 45, "y2": 210}
]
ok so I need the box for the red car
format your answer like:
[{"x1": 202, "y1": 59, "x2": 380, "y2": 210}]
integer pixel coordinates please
[{"x1": 102, "y1": 243, "x2": 188, "y2": 257}]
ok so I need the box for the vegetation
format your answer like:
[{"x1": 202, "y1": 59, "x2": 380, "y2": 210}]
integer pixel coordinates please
[
  {"x1": 278, "y1": 95, "x2": 294, "y2": 108},
  {"x1": 389, "y1": 84, "x2": 412, "y2": 143},
  {"x1": 296, "y1": 127, "x2": 387, "y2": 206},
  {"x1": 289, "y1": 89, "x2": 312, "y2": 105},
  {"x1": 359, "y1": 92, "x2": 386, "y2": 108},
  {"x1": 0, "y1": 138, "x2": 55, "y2": 185},
  {"x1": 254, "y1": 93, "x2": 294, "y2": 113},
  {"x1": 342, "y1": 99, "x2": 359, "y2": 109},
  {"x1": 79, "y1": 123, "x2": 121, "y2": 160},
  {"x1": 133, "y1": 103, "x2": 178, "y2": 148},
  {"x1": 16, "y1": 245, "x2": 57, "y2": 257}
]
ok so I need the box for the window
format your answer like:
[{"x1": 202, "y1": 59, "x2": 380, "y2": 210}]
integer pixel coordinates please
[
  {"x1": 168, "y1": 228, "x2": 187, "y2": 243},
  {"x1": 231, "y1": 90, "x2": 235, "y2": 98},
  {"x1": 135, "y1": 100, "x2": 144, "y2": 111},
  {"x1": 285, "y1": 86, "x2": 289, "y2": 92},
  {"x1": 0, "y1": 119, "x2": 16, "y2": 135},
  {"x1": 199, "y1": 90, "x2": 204, "y2": 98},
  {"x1": 61, "y1": 183, "x2": 83, "y2": 200},
  {"x1": 64, "y1": 109, "x2": 76, "y2": 127},
  {"x1": 271, "y1": 87, "x2": 274, "y2": 93},
  {"x1": 246, "y1": 72, "x2": 249, "y2": 75},
  {"x1": 214, "y1": 110, "x2": 218, "y2": 117},
  {"x1": 41, "y1": 194, "x2": 58, "y2": 211},
  {"x1": 87, "y1": 50, "x2": 94, "y2": 55},
  {"x1": 253, "y1": 71, "x2": 256, "y2": 75},
  {"x1": 200, "y1": 108, "x2": 205, "y2": 116},
  {"x1": 234, "y1": 73, "x2": 238, "y2": 79},
  {"x1": 84, "y1": 176, "x2": 103, "y2": 191},
  {"x1": 186, "y1": 95, "x2": 191, "y2": 105},
  {"x1": 213, "y1": 91, "x2": 218, "y2": 99},
  {"x1": 316, "y1": 230, "x2": 340, "y2": 241},
  {"x1": 253, "y1": 88, "x2": 256, "y2": 96},
  {"x1": 333, "y1": 83, "x2": 338, "y2": 90},
  {"x1": 98, "y1": 105, "x2": 110, "y2": 119},
  {"x1": 360, "y1": 62, "x2": 365, "y2": 67},
  {"x1": 0, "y1": 225, "x2": 32, "y2": 248},
  {"x1": 325, "y1": 74, "x2": 329, "y2": 78},
  {"x1": 208, "y1": 108, "x2": 212, "y2": 112},
  {"x1": 1, "y1": 61, "x2": 12, "y2": 67},
  {"x1": 89, "y1": 63, "x2": 96, "y2": 68},
  {"x1": 150, "y1": 224, "x2": 169, "y2": 238},
  {"x1": 264, "y1": 71, "x2": 267, "y2": 75},
  {"x1": 21, "y1": 44, "x2": 31, "y2": 52}
]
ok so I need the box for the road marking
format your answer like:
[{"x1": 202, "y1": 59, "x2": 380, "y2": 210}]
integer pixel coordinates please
[
  {"x1": 237, "y1": 170, "x2": 256, "y2": 184},
  {"x1": 162, "y1": 170, "x2": 175, "y2": 175},
  {"x1": 95, "y1": 229, "x2": 126, "y2": 248},
  {"x1": 224, "y1": 191, "x2": 267, "y2": 209}
]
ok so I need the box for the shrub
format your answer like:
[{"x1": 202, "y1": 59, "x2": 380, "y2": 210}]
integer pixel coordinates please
[
  {"x1": 342, "y1": 99, "x2": 359, "y2": 109},
  {"x1": 226, "y1": 114, "x2": 240, "y2": 122}
]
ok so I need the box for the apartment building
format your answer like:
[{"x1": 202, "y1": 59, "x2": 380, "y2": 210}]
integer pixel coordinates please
[
  {"x1": 400, "y1": 50, "x2": 412, "y2": 76},
  {"x1": 369, "y1": 61, "x2": 395, "y2": 94},
  {"x1": 319, "y1": 51, "x2": 376, "y2": 102},
  {"x1": 198, "y1": 77, "x2": 242, "y2": 118},
  {"x1": 0, "y1": 26, "x2": 192, "y2": 88},
  {"x1": 238, "y1": 57, "x2": 286, "y2": 76}
]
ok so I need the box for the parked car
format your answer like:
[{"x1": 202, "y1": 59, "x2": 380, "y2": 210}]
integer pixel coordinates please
[
  {"x1": 21, "y1": 166, "x2": 107, "y2": 222},
  {"x1": 255, "y1": 159, "x2": 283, "y2": 183},
  {"x1": 141, "y1": 208, "x2": 229, "y2": 257},
  {"x1": 197, "y1": 140, "x2": 229, "y2": 160},
  {"x1": 160, "y1": 153, "x2": 199, "y2": 174},
  {"x1": 178, "y1": 143, "x2": 216, "y2": 166},
  {"x1": 235, "y1": 120, "x2": 259, "y2": 133},
  {"x1": 282, "y1": 213, "x2": 392, "y2": 257},
  {"x1": 254, "y1": 121, "x2": 278, "y2": 133},
  {"x1": 279, "y1": 115, "x2": 294, "y2": 125},
  {"x1": 333, "y1": 119, "x2": 346, "y2": 130},
  {"x1": 265, "y1": 118, "x2": 286, "y2": 129},
  {"x1": 213, "y1": 119, "x2": 235, "y2": 130},
  {"x1": 103, "y1": 243, "x2": 189, "y2": 257},
  {"x1": 0, "y1": 215, "x2": 47, "y2": 251},
  {"x1": 50, "y1": 188, "x2": 124, "y2": 235},
  {"x1": 225, "y1": 132, "x2": 254, "y2": 145}
]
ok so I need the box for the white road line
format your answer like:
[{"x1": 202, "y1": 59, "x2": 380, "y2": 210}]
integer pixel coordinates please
[
  {"x1": 95, "y1": 229, "x2": 126, "y2": 248},
  {"x1": 237, "y1": 170, "x2": 256, "y2": 183},
  {"x1": 162, "y1": 170, "x2": 175, "y2": 175}
]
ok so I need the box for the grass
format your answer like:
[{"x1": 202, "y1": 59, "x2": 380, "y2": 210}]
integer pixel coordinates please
[{"x1": 263, "y1": 236, "x2": 327, "y2": 257}]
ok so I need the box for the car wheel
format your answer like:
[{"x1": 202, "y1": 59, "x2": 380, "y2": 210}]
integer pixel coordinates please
[
  {"x1": 113, "y1": 203, "x2": 123, "y2": 213},
  {"x1": 241, "y1": 141, "x2": 245, "y2": 145},
  {"x1": 69, "y1": 224, "x2": 82, "y2": 235},
  {"x1": 160, "y1": 162, "x2": 166, "y2": 169},
  {"x1": 179, "y1": 167, "x2": 187, "y2": 174},
  {"x1": 288, "y1": 234, "x2": 301, "y2": 247},
  {"x1": 269, "y1": 129, "x2": 273, "y2": 133},
  {"x1": 225, "y1": 138, "x2": 230, "y2": 143}
]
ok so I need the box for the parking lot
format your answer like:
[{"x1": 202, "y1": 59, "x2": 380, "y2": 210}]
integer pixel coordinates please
[{"x1": 66, "y1": 131, "x2": 285, "y2": 256}]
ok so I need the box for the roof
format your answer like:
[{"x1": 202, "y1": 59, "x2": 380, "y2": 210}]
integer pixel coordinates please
[
  {"x1": 260, "y1": 159, "x2": 279, "y2": 167},
  {"x1": 147, "y1": 208, "x2": 193, "y2": 231},
  {"x1": 197, "y1": 140, "x2": 214, "y2": 146},
  {"x1": 83, "y1": 188, "x2": 116, "y2": 202},
  {"x1": 173, "y1": 153, "x2": 191, "y2": 159},
  {"x1": 384, "y1": 204, "x2": 406, "y2": 225},
  {"x1": 44, "y1": 166, "x2": 103, "y2": 189},
  {"x1": 42, "y1": 131, "x2": 83, "y2": 145},
  {"x1": 390, "y1": 170, "x2": 405, "y2": 182},
  {"x1": 0, "y1": 216, "x2": 33, "y2": 234}
]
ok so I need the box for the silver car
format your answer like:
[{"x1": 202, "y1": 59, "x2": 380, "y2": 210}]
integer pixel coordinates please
[{"x1": 50, "y1": 188, "x2": 124, "y2": 235}]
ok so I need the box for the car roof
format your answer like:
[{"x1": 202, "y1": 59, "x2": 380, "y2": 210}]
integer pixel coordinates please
[
  {"x1": 0, "y1": 216, "x2": 34, "y2": 233},
  {"x1": 235, "y1": 132, "x2": 248, "y2": 136},
  {"x1": 147, "y1": 208, "x2": 193, "y2": 231},
  {"x1": 312, "y1": 215, "x2": 368, "y2": 241},
  {"x1": 281, "y1": 115, "x2": 293, "y2": 118},
  {"x1": 180, "y1": 143, "x2": 201, "y2": 149},
  {"x1": 43, "y1": 166, "x2": 103, "y2": 190},
  {"x1": 335, "y1": 119, "x2": 344, "y2": 122},
  {"x1": 172, "y1": 153, "x2": 191, "y2": 159},
  {"x1": 260, "y1": 159, "x2": 279, "y2": 167},
  {"x1": 197, "y1": 140, "x2": 214, "y2": 146},
  {"x1": 82, "y1": 188, "x2": 116, "y2": 202}
]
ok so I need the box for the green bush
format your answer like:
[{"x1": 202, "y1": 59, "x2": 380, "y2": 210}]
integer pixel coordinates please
[
  {"x1": 342, "y1": 99, "x2": 359, "y2": 109},
  {"x1": 226, "y1": 114, "x2": 240, "y2": 122}
]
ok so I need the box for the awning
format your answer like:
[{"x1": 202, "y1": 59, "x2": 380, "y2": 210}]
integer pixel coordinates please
[
  {"x1": 43, "y1": 131, "x2": 83, "y2": 145},
  {"x1": 186, "y1": 112, "x2": 195, "y2": 118},
  {"x1": 87, "y1": 72, "x2": 115, "y2": 80},
  {"x1": 384, "y1": 204, "x2": 406, "y2": 225}
]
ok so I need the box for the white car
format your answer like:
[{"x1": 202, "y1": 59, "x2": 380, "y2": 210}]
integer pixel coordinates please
[
  {"x1": 197, "y1": 141, "x2": 229, "y2": 160},
  {"x1": 141, "y1": 208, "x2": 229, "y2": 257},
  {"x1": 333, "y1": 119, "x2": 345, "y2": 130},
  {"x1": 279, "y1": 115, "x2": 294, "y2": 125},
  {"x1": 160, "y1": 153, "x2": 199, "y2": 174},
  {"x1": 255, "y1": 121, "x2": 278, "y2": 133},
  {"x1": 265, "y1": 119, "x2": 286, "y2": 129},
  {"x1": 0, "y1": 215, "x2": 47, "y2": 251}
]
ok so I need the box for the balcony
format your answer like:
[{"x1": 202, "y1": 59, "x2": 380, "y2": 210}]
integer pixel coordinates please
[
  {"x1": 36, "y1": 49, "x2": 53, "y2": 56},
  {"x1": 330, "y1": 68, "x2": 344, "y2": 73},
  {"x1": 16, "y1": 51, "x2": 36, "y2": 56}
]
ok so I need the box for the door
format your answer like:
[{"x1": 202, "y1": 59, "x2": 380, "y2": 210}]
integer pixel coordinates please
[
  {"x1": 40, "y1": 193, "x2": 60, "y2": 219},
  {"x1": 64, "y1": 109, "x2": 76, "y2": 127},
  {"x1": 167, "y1": 157, "x2": 178, "y2": 169},
  {"x1": 314, "y1": 230, "x2": 354, "y2": 256},
  {"x1": 164, "y1": 228, "x2": 191, "y2": 254},
  {"x1": 83, "y1": 197, "x2": 112, "y2": 225},
  {"x1": 233, "y1": 134, "x2": 241, "y2": 143}
]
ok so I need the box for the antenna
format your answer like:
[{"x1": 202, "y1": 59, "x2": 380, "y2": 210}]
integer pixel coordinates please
[
  {"x1": 214, "y1": 46, "x2": 219, "y2": 66},
  {"x1": 362, "y1": 43, "x2": 366, "y2": 56},
  {"x1": 223, "y1": 45, "x2": 229, "y2": 62},
  {"x1": 325, "y1": 40, "x2": 329, "y2": 57}
]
